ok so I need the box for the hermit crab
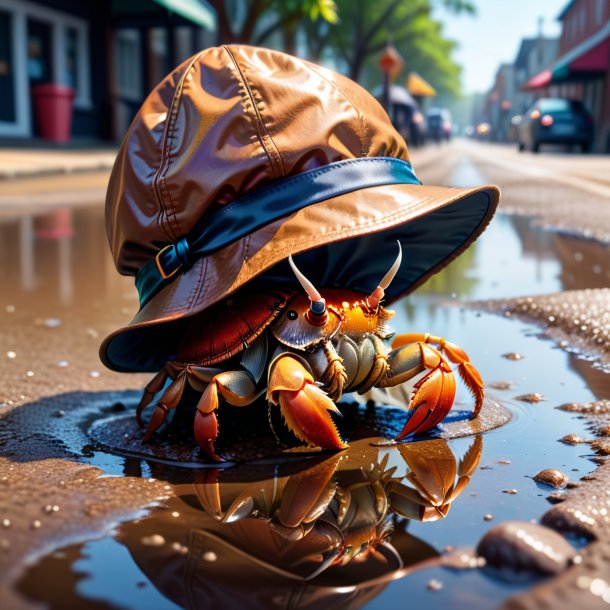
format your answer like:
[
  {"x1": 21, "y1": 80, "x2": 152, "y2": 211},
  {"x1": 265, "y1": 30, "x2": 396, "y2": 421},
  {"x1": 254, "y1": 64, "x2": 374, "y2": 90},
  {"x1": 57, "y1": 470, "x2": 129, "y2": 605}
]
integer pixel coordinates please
[{"x1": 136, "y1": 245, "x2": 484, "y2": 461}]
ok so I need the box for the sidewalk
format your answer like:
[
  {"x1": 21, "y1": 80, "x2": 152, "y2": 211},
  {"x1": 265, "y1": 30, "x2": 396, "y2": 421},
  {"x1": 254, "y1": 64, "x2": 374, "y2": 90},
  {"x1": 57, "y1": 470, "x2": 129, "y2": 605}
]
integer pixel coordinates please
[{"x1": 0, "y1": 146, "x2": 117, "y2": 180}]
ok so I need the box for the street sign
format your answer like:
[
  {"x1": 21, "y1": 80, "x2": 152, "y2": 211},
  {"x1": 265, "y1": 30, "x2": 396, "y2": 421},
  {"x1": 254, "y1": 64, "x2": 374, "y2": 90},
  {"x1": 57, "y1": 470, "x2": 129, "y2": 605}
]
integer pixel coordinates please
[{"x1": 379, "y1": 45, "x2": 404, "y2": 80}]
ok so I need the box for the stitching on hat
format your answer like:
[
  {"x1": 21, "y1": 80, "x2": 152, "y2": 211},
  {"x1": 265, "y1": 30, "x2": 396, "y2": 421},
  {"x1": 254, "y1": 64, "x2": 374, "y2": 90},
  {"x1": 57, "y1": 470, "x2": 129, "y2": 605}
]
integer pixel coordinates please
[
  {"x1": 224, "y1": 46, "x2": 284, "y2": 178},
  {"x1": 186, "y1": 254, "x2": 208, "y2": 311},
  {"x1": 154, "y1": 51, "x2": 206, "y2": 240},
  {"x1": 220, "y1": 47, "x2": 274, "y2": 181},
  {"x1": 306, "y1": 63, "x2": 369, "y2": 158}
]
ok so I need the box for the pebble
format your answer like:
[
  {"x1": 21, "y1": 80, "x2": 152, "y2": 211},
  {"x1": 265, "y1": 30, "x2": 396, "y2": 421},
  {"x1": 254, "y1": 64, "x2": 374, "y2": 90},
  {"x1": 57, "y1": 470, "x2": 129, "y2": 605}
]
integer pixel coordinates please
[
  {"x1": 56, "y1": 360, "x2": 70, "y2": 368},
  {"x1": 590, "y1": 439, "x2": 610, "y2": 455},
  {"x1": 426, "y1": 579, "x2": 443, "y2": 591},
  {"x1": 558, "y1": 400, "x2": 610, "y2": 415},
  {"x1": 533, "y1": 469, "x2": 569, "y2": 489},
  {"x1": 141, "y1": 534, "x2": 165, "y2": 547},
  {"x1": 476, "y1": 521, "x2": 577, "y2": 578},
  {"x1": 515, "y1": 393, "x2": 546, "y2": 403},
  {"x1": 489, "y1": 381, "x2": 513, "y2": 390},
  {"x1": 502, "y1": 352, "x2": 524, "y2": 361},
  {"x1": 484, "y1": 514, "x2": 493, "y2": 521},
  {"x1": 502, "y1": 489, "x2": 519, "y2": 495},
  {"x1": 6, "y1": 351, "x2": 16, "y2": 359},
  {"x1": 546, "y1": 492, "x2": 567, "y2": 504},
  {"x1": 497, "y1": 460, "x2": 512, "y2": 465},
  {"x1": 89, "y1": 371, "x2": 101, "y2": 378},
  {"x1": 559, "y1": 434, "x2": 586, "y2": 445}
]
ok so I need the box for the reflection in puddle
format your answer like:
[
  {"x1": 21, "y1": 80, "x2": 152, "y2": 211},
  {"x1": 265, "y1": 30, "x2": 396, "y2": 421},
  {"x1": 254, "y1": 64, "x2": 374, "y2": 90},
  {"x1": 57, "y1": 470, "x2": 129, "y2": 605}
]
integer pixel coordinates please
[{"x1": 18, "y1": 438, "x2": 483, "y2": 609}]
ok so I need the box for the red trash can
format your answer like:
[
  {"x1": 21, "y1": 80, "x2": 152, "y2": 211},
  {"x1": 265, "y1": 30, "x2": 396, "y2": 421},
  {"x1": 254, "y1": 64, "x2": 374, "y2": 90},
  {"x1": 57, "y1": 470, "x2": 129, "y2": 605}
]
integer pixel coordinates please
[{"x1": 31, "y1": 84, "x2": 75, "y2": 143}]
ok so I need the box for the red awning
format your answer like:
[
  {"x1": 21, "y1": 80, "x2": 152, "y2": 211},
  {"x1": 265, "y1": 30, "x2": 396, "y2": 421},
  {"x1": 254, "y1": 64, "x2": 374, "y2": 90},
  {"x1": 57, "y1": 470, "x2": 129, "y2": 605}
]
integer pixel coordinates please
[
  {"x1": 524, "y1": 69, "x2": 552, "y2": 90},
  {"x1": 570, "y1": 37, "x2": 610, "y2": 71}
]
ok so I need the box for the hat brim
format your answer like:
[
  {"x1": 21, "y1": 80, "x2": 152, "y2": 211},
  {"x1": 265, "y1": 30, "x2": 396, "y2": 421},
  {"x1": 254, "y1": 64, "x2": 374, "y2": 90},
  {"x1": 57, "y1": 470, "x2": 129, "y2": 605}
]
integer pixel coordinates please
[{"x1": 101, "y1": 182, "x2": 499, "y2": 372}]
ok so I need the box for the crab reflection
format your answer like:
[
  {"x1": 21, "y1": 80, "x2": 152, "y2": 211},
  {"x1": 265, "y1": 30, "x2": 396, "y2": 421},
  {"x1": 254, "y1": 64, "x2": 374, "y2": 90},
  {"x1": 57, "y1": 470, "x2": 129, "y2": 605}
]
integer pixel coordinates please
[
  {"x1": 119, "y1": 437, "x2": 482, "y2": 608},
  {"x1": 197, "y1": 436, "x2": 482, "y2": 570}
]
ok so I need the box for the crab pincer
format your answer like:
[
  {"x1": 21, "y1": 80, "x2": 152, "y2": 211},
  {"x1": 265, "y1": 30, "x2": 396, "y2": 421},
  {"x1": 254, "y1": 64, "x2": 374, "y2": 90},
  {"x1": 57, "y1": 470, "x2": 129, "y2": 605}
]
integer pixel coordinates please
[{"x1": 267, "y1": 353, "x2": 347, "y2": 451}]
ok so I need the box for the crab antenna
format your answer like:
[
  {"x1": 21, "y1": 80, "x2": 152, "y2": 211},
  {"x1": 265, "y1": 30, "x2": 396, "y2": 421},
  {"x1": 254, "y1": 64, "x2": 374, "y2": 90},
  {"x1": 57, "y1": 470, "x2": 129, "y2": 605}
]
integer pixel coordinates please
[
  {"x1": 288, "y1": 255, "x2": 326, "y2": 317},
  {"x1": 367, "y1": 241, "x2": 403, "y2": 308}
]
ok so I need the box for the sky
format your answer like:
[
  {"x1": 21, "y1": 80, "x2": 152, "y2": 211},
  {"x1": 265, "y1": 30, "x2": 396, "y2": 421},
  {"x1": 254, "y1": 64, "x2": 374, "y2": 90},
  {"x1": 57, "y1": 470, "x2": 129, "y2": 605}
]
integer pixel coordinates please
[{"x1": 434, "y1": 0, "x2": 567, "y2": 94}]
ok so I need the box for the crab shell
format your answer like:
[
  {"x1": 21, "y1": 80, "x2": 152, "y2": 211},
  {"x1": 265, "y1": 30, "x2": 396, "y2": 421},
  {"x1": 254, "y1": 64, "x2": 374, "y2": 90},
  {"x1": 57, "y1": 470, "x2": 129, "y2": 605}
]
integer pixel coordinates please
[{"x1": 176, "y1": 288, "x2": 390, "y2": 365}]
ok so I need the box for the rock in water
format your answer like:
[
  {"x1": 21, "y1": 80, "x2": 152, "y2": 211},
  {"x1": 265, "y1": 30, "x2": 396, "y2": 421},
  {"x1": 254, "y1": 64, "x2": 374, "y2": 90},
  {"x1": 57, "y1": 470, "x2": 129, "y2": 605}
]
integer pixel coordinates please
[
  {"x1": 476, "y1": 521, "x2": 577, "y2": 579},
  {"x1": 534, "y1": 468, "x2": 569, "y2": 489}
]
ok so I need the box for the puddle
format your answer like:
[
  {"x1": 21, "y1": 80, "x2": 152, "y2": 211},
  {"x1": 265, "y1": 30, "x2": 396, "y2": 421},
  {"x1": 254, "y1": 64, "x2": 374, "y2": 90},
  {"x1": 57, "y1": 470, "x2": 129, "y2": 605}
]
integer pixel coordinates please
[{"x1": 1, "y1": 167, "x2": 609, "y2": 608}]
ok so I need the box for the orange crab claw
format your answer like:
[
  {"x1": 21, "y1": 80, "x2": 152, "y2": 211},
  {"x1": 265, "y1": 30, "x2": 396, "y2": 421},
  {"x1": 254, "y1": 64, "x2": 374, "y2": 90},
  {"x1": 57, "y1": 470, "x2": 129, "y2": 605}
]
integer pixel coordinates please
[
  {"x1": 393, "y1": 333, "x2": 484, "y2": 421},
  {"x1": 395, "y1": 343, "x2": 456, "y2": 439},
  {"x1": 267, "y1": 354, "x2": 347, "y2": 451}
]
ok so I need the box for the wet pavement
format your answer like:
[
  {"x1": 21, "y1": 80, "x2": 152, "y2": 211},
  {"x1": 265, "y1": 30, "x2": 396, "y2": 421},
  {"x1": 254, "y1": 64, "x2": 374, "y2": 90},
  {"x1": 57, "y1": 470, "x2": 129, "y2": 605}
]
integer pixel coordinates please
[{"x1": 1, "y1": 140, "x2": 609, "y2": 609}]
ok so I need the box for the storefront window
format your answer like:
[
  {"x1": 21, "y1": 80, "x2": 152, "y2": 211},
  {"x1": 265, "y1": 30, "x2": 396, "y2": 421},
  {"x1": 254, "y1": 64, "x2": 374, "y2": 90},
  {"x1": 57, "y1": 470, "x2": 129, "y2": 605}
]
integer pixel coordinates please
[
  {"x1": 0, "y1": 8, "x2": 16, "y2": 123},
  {"x1": 27, "y1": 18, "x2": 52, "y2": 84},
  {"x1": 115, "y1": 29, "x2": 142, "y2": 101}
]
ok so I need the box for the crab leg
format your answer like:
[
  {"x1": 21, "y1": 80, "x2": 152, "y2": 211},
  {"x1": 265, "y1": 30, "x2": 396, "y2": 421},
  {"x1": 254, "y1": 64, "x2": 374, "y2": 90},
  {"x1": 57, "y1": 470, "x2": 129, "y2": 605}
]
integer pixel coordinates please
[
  {"x1": 267, "y1": 353, "x2": 347, "y2": 450},
  {"x1": 392, "y1": 333, "x2": 484, "y2": 419},
  {"x1": 136, "y1": 367, "x2": 170, "y2": 426},
  {"x1": 143, "y1": 370, "x2": 188, "y2": 440},
  {"x1": 193, "y1": 370, "x2": 259, "y2": 461},
  {"x1": 379, "y1": 342, "x2": 456, "y2": 439}
]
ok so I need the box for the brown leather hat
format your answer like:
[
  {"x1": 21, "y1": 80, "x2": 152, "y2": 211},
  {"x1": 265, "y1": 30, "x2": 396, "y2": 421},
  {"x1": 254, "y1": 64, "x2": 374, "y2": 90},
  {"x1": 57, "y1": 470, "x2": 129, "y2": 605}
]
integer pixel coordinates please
[{"x1": 101, "y1": 45, "x2": 499, "y2": 372}]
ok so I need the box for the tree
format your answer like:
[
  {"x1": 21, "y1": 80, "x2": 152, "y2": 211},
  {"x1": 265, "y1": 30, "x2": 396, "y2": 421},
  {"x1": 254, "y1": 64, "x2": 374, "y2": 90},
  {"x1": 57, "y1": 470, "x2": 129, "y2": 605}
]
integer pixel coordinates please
[
  {"x1": 209, "y1": 0, "x2": 338, "y2": 54},
  {"x1": 327, "y1": 0, "x2": 474, "y2": 95}
]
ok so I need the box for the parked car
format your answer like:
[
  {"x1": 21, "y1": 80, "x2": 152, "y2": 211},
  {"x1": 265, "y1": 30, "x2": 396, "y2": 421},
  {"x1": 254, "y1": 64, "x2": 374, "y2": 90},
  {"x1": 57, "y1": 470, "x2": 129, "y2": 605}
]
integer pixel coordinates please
[
  {"x1": 517, "y1": 98, "x2": 594, "y2": 153},
  {"x1": 426, "y1": 107, "x2": 452, "y2": 142}
]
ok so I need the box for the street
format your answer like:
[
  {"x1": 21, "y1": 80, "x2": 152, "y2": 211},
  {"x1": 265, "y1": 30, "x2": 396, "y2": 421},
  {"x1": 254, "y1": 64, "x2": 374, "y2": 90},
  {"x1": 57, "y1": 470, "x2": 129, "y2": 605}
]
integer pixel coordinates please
[{"x1": 1, "y1": 139, "x2": 609, "y2": 609}]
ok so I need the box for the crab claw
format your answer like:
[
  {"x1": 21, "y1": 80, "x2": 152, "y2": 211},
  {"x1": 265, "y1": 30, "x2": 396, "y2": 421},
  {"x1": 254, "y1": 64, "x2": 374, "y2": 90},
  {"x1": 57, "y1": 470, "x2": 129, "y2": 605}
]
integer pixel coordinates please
[
  {"x1": 392, "y1": 333, "x2": 484, "y2": 421},
  {"x1": 395, "y1": 343, "x2": 456, "y2": 439},
  {"x1": 267, "y1": 354, "x2": 347, "y2": 451}
]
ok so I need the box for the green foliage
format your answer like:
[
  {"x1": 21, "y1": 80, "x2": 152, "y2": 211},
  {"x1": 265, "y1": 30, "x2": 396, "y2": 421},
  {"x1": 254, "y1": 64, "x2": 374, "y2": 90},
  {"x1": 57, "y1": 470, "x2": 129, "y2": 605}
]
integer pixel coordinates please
[
  {"x1": 329, "y1": 0, "x2": 466, "y2": 98},
  {"x1": 211, "y1": 0, "x2": 468, "y2": 99}
]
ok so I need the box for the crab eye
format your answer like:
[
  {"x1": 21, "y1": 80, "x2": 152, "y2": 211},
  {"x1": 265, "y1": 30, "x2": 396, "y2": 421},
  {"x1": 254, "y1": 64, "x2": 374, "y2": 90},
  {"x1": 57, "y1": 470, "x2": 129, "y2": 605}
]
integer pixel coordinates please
[{"x1": 287, "y1": 310, "x2": 298, "y2": 320}]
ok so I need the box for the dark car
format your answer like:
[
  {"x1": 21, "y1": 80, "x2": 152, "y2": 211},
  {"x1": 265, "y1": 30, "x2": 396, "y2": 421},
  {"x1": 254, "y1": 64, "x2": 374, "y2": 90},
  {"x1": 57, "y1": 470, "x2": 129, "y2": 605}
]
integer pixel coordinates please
[
  {"x1": 426, "y1": 107, "x2": 452, "y2": 142},
  {"x1": 517, "y1": 98, "x2": 594, "y2": 153}
]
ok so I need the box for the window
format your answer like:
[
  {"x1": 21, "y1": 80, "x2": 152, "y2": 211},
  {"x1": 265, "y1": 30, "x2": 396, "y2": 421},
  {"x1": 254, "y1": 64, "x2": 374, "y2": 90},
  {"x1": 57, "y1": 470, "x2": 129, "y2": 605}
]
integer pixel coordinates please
[{"x1": 114, "y1": 29, "x2": 142, "y2": 101}]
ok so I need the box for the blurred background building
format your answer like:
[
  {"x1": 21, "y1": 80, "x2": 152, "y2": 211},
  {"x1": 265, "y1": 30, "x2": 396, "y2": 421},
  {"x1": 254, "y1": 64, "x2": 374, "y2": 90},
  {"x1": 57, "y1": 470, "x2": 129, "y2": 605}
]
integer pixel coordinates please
[
  {"x1": 481, "y1": 0, "x2": 610, "y2": 152},
  {"x1": 0, "y1": 0, "x2": 215, "y2": 141}
]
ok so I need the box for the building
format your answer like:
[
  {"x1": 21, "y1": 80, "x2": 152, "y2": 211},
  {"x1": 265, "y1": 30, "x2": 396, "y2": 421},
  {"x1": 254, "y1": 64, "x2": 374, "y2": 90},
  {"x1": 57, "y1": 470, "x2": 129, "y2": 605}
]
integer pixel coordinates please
[
  {"x1": 483, "y1": 32, "x2": 559, "y2": 142},
  {"x1": 486, "y1": 63, "x2": 515, "y2": 141},
  {"x1": 526, "y1": 0, "x2": 610, "y2": 152},
  {"x1": 515, "y1": 36, "x2": 559, "y2": 113},
  {"x1": 0, "y1": 0, "x2": 215, "y2": 142}
]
